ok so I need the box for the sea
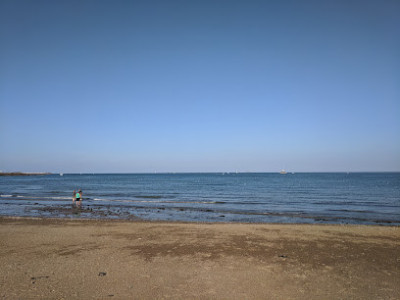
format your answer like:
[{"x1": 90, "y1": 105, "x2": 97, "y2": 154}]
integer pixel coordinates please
[{"x1": 0, "y1": 173, "x2": 399, "y2": 225}]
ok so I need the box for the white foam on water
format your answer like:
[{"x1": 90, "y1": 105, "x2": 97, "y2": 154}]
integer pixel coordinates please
[
  {"x1": 93, "y1": 198, "x2": 110, "y2": 201},
  {"x1": 48, "y1": 196, "x2": 71, "y2": 200},
  {"x1": 2, "y1": 195, "x2": 71, "y2": 201}
]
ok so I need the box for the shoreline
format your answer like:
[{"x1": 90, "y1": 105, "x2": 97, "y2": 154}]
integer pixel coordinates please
[
  {"x1": 1, "y1": 199, "x2": 398, "y2": 225},
  {"x1": 1, "y1": 215, "x2": 399, "y2": 227},
  {"x1": 1, "y1": 216, "x2": 399, "y2": 299}
]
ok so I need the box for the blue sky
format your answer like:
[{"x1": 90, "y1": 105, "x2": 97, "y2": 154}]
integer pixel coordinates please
[{"x1": 1, "y1": 0, "x2": 399, "y2": 173}]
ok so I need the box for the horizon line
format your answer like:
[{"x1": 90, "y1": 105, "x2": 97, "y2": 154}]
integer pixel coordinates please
[{"x1": 2, "y1": 171, "x2": 399, "y2": 175}]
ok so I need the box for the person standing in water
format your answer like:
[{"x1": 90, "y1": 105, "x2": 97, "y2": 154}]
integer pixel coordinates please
[
  {"x1": 75, "y1": 189, "x2": 82, "y2": 207},
  {"x1": 72, "y1": 190, "x2": 76, "y2": 203}
]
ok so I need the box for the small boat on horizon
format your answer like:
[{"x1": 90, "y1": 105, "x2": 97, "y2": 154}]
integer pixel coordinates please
[{"x1": 279, "y1": 169, "x2": 287, "y2": 174}]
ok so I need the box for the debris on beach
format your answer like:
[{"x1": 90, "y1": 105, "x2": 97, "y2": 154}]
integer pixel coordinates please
[{"x1": 31, "y1": 275, "x2": 49, "y2": 284}]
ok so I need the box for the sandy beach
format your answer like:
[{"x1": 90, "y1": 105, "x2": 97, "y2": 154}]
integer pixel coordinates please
[{"x1": 0, "y1": 217, "x2": 399, "y2": 299}]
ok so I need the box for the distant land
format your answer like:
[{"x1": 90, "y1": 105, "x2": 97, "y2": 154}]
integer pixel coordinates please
[{"x1": 0, "y1": 172, "x2": 52, "y2": 176}]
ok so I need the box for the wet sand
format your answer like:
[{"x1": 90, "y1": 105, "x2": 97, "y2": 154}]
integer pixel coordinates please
[{"x1": 0, "y1": 217, "x2": 399, "y2": 299}]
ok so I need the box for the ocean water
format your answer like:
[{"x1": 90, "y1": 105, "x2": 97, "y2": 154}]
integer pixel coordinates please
[{"x1": 0, "y1": 173, "x2": 399, "y2": 225}]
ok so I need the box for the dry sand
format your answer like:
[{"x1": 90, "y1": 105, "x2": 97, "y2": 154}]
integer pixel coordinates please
[{"x1": 0, "y1": 217, "x2": 399, "y2": 299}]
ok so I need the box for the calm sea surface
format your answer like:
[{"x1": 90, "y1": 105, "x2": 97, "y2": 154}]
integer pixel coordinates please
[{"x1": 0, "y1": 173, "x2": 399, "y2": 225}]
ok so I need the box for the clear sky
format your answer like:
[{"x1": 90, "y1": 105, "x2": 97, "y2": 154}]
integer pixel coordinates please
[{"x1": 1, "y1": 0, "x2": 399, "y2": 173}]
